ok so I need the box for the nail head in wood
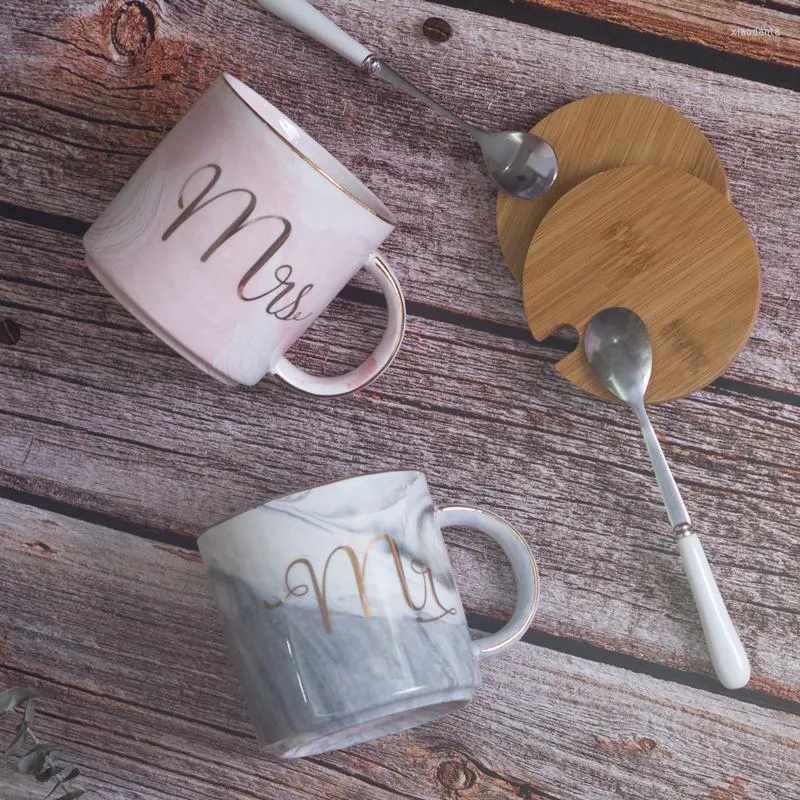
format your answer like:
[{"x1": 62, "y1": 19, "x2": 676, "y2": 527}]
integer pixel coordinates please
[{"x1": 423, "y1": 17, "x2": 453, "y2": 43}]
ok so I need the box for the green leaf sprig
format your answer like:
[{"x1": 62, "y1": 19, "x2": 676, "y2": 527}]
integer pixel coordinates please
[{"x1": 1, "y1": 688, "x2": 85, "y2": 799}]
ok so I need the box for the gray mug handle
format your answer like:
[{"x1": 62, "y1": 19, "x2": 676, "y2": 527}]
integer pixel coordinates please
[
  {"x1": 274, "y1": 254, "x2": 406, "y2": 397},
  {"x1": 435, "y1": 505, "x2": 540, "y2": 661}
]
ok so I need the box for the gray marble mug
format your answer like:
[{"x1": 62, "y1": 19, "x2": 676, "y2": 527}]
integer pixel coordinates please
[{"x1": 199, "y1": 470, "x2": 539, "y2": 758}]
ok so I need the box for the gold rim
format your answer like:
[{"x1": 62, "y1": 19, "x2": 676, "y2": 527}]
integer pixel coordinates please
[
  {"x1": 221, "y1": 75, "x2": 395, "y2": 226},
  {"x1": 199, "y1": 470, "x2": 424, "y2": 541}
]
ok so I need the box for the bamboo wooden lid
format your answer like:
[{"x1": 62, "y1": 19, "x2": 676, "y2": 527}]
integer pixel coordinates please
[
  {"x1": 498, "y1": 94, "x2": 730, "y2": 281},
  {"x1": 522, "y1": 165, "x2": 760, "y2": 403}
]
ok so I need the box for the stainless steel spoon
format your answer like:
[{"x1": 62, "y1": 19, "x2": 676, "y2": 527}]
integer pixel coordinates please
[
  {"x1": 254, "y1": 0, "x2": 558, "y2": 199},
  {"x1": 584, "y1": 307, "x2": 750, "y2": 690}
]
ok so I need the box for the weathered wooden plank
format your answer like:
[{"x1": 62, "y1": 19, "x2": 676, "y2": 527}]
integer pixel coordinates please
[
  {"x1": 2, "y1": 217, "x2": 798, "y2": 699},
  {"x1": 1, "y1": 498, "x2": 798, "y2": 800},
  {"x1": 1, "y1": 0, "x2": 798, "y2": 393},
  {"x1": 507, "y1": 0, "x2": 800, "y2": 67}
]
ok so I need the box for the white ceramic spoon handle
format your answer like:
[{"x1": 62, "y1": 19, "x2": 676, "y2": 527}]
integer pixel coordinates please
[
  {"x1": 254, "y1": 0, "x2": 371, "y2": 67},
  {"x1": 678, "y1": 532, "x2": 751, "y2": 689},
  {"x1": 632, "y1": 402, "x2": 749, "y2": 689},
  {"x1": 254, "y1": 0, "x2": 478, "y2": 136}
]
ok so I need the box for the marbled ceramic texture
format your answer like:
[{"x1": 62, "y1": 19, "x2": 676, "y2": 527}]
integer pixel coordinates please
[
  {"x1": 83, "y1": 74, "x2": 394, "y2": 386},
  {"x1": 199, "y1": 471, "x2": 480, "y2": 757}
]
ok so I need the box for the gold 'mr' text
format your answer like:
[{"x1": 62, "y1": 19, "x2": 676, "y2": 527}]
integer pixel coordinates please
[{"x1": 264, "y1": 534, "x2": 457, "y2": 633}]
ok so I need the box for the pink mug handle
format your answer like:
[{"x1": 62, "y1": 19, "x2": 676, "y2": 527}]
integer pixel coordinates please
[{"x1": 274, "y1": 255, "x2": 406, "y2": 397}]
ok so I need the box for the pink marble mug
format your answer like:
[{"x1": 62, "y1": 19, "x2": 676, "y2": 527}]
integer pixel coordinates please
[{"x1": 83, "y1": 74, "x2": 406, "y2": 396}]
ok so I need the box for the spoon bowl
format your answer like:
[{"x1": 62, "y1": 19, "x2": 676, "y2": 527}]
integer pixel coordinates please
[
  {"x1": 583, "y1": 307, "x2": 652, "y2": 403},
  {"x1": 479, "y1": 130, "x2": 559, "y2": 199}
]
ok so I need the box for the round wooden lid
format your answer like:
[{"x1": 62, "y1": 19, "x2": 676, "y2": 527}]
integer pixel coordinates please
[
  {"x1": 522, "y1": 165, "x2": 760, "y2": 404},
  {"x1": 497, "y1": 94, "x2": 730, "y2": 281}
]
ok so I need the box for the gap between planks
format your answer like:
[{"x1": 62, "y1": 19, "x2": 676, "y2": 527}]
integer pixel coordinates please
[
  {"x1": 430, "y1": 0, "x2": 800, "y2": 82},
  {"x1": 1, "y1": 201, "x2": 797, "y2": 410},
  {"x1": 1, "y1": 482, "x2": 797, "y2": 720},
  {"x1": 2, "y1": 0, "x2": 797, "y2": 396},
  {"x1": 1, "y1": 498, "x2": 798, "y2": 800}
]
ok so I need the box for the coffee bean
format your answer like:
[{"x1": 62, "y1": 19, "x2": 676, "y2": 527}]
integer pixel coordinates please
[
  {"x1": 0, "y1": 319, "x2": 21, "y2": 346},
  {"x1": 423, "y1": 17, "x2": 453, "y2": 43}
]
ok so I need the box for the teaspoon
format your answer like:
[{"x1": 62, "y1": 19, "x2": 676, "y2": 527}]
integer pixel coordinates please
[
  {"x1": 254, "y1": 0, "x2": 558, "y2": 199},
  {"x1": 584, "y1": 307, "x2": 750, "y2": 690}
]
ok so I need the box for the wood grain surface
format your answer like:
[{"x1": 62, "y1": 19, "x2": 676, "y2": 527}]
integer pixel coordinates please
[
  {"x1": 475, "y1": 0, "x2": 800, "y2": 68},
  {"x1": 522, "y1": 165, "x2": 761, "y2": 403},
  {"x1": 1, "y1": 0, "x2": 798, "y2": 798},
  {"x1": 0, "y1": 0, "x2": 798, "y2": 394},
  {"x1": 3, "y1": 215, "x2": 798, "y2": 700},
  {"x1": 496, "y1": 93, "x2": 730, "y2": 280},
  {"x1": 1, "y1": 499, "x2": 798, "y2": 800}
]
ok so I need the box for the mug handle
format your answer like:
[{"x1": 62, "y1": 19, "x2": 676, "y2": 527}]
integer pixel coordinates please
[
  {"x1": 435, "y1": 505, "x2": 540, "y2": 661},
  {"x1": 274, "y1": 254, "x2": 406, "y2": 397}
]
